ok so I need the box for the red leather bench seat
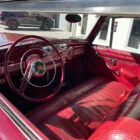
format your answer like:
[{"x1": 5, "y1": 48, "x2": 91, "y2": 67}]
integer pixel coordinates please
[{"x1": 27, "y1": 77, "x2": 131, "y2": 140}]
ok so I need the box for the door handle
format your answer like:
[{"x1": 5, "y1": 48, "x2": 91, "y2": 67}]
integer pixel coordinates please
[
  {"x1": 106, "y1": 62, "x2": 120, "y2": 76},
  {"x1": 106, "y1": 62, "x2": 117, "y2": 71}
]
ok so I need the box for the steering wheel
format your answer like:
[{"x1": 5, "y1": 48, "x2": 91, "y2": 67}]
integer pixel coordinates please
[{"x1": 4, "y1": 35, "x2": 65, "y2": 102}]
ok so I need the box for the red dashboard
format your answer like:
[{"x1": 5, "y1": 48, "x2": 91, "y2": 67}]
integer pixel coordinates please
[{"x1": 0, "y1": 33, "x2": 87, "y2": 85}]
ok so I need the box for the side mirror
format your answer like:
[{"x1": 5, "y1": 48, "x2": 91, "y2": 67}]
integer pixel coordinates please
[{"x1": 65, "y1": 14, "x2": 81, "y2": 23}]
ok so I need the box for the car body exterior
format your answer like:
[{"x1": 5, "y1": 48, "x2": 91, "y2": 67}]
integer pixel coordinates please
[
  {"x1": 0, "y1": 11, "x2": 55, "y2": 30},
  {"x1": 0, "y1": 0, "x2": 140, "y2": 140}
]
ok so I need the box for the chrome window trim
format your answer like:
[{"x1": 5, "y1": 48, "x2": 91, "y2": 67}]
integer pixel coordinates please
[{"x1": 0, "y1": 99, "x2": 42, "y2": 140}]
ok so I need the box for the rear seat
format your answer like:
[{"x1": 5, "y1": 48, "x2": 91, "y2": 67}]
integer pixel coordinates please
[{"x1": 27, "y1": 76, "x2": 131, "y2": 140}]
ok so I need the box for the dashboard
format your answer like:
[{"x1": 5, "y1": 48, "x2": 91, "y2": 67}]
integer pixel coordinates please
[{"x1": 0, "y1": 38, "x2": 86, "y2": 84}]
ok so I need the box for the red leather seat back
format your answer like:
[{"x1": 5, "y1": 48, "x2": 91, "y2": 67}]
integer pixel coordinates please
[{"x1": 106, "y1": 83, "x2": 140, "y2": 121}]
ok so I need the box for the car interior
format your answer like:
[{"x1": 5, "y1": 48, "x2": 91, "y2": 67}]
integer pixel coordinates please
[{"x1": 0, "y1": 1, "x2": 140, "y2": 140}]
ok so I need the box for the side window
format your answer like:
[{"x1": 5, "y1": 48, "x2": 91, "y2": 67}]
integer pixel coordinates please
[
  {"x1": 128, "y1": 19, "x2": 140, "y2": 49},
  {"x1": 93, "y1": 18, "x2": 111, "y2": 46},
  {"x1": 99, "y1": 20, "x2": 109, "y2": 40},
  {"x1": 94, "y1": 17, "x2": 140, "y2": 54}
]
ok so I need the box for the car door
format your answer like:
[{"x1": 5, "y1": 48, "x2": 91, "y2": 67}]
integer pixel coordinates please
[
  {"x1": 26, "y1": 12, "x2": 41, "y2": 27},
  {"x1": 86, "y1": 17, "x2": 140, "y2": 89},
  {"x1": 17, "y1": 12, "x2": 29, "y2": 25}
]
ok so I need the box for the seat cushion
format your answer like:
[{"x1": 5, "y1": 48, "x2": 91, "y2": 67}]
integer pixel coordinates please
[
  {"x1": 88, "y1": 117, "x2": 140, "y2": 140},
  {"x1": 27, "y1": 77, "x2": 130, "y2": 140}
]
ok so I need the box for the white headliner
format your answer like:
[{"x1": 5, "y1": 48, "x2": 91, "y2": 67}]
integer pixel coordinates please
[{"x1": 0, "y1": 0, "x2": 140, "y2": 16}]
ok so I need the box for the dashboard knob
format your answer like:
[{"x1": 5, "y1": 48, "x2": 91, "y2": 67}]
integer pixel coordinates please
[{"x1": 66, "y1": 47, "x2": 75, "y2": 60}]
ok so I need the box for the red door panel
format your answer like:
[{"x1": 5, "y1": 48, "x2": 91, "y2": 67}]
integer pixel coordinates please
[{"x1": 86, "y1": 45, "x2": 140, "y2": 89}]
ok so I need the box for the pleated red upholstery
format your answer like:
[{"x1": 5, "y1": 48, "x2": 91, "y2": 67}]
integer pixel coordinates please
[{"x1": 27, "y1": 77, "x2": 130, "y2": 140}]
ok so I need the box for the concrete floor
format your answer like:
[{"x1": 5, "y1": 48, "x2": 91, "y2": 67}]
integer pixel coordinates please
[{"x1": 0, "y1": 24, "x2": 72, "y2": 39}]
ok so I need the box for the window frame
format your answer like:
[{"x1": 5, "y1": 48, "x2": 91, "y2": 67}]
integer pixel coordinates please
[
  {"x1": 125, "y1": 18, "x2": 140, "y2": 52},
  {"x1": 93, "y1": 18, "x2": 112, "y2": 47},
  {"x1": 91, "y1": 17, "x2": 140, "y2": 54}
]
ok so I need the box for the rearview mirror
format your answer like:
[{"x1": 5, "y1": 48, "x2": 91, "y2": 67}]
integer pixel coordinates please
[{"x1": 65, "y1": 14, "x2": 81, "y2": 23}]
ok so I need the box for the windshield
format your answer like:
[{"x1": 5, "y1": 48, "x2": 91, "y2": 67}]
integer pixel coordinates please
[{"x1": 0, "y1": 12, "x2": 97, "y2": 42}]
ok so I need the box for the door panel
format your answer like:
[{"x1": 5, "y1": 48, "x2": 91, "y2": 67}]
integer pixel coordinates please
[
  {"x1": 86, "y1": 45, "x2": 140, "y2": 89},
  {"x1": 26, "y1": 15, "x2": 41, "y2": 26},
  {"x1": 18, "y1": 12, "x2": 29, "y2": 25}
]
